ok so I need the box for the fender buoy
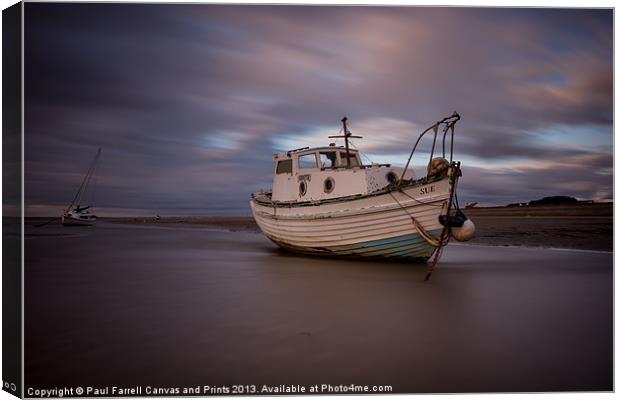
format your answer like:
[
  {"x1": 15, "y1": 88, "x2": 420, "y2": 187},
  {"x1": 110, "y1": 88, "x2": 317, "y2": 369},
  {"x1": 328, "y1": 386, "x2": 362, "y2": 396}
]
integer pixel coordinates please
[
  {"x1": 438, "y1": 211, "x2": 476, "y2": 242},
  {"x1": 451, "y1": 218, "x2": 476, "y2": 241}
]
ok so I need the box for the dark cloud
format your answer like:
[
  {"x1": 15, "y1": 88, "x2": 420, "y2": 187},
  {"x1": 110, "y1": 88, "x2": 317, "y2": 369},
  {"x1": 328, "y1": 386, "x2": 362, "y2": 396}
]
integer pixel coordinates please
[
  {"x1": 458, "y1": 151, "x2": 614, "y2": 206},
  {"x1": 24, "y1": 4, "x2": 613, "y2": 215}
]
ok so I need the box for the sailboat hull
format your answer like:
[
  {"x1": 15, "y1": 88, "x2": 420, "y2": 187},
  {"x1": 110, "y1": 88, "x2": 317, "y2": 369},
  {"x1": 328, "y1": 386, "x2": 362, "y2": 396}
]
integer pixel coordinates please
[
  {"x1": 251, "y1": 176, "x2": 451, "y2": 261},
  {"x1": 62, "y1": 214, "x2": 96, "y2": 226}
]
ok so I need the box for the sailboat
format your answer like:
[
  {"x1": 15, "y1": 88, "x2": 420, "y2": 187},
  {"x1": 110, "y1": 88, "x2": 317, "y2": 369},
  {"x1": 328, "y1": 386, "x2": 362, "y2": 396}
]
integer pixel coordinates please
[{"x1": 62, "y1": 148, "x2": 101, "y2": 226}]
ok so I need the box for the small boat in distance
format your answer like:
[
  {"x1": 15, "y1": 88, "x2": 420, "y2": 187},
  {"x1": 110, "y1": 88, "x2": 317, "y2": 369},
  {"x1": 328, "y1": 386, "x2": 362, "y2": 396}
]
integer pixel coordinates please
[
  {"x1": 251, "y1": 112, "x2": 475, "y2": 278},
  {"x1": 62, "y1": 148, "x2": 101, "y2": 226}
]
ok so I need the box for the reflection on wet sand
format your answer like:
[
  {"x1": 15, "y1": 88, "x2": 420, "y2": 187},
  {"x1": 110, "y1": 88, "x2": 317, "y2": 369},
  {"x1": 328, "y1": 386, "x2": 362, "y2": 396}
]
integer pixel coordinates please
[{"x1": 25, "y1": 222, "x2": 612, "y2": 393}]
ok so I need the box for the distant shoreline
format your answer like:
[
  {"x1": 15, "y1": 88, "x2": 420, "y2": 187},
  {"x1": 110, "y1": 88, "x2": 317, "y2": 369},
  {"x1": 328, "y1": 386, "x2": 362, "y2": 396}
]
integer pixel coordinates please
[
  {"x1": 23, "y1": 203, "x2": 612, "y2": 251},
  {"x1": 102, "y1": 216, "x2": 258, "y2": 232},
  {"x1": 462, "y1": 202, "x2": 612, "y2": 217}
]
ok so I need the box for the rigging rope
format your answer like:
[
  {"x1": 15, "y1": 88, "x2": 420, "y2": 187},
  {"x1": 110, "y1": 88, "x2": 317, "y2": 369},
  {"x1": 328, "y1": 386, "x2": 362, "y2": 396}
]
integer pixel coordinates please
[
  {"x1": 412, "y1": 216, "x2": 449, "y2": 247},
  {"x1": 396, "y1": 186, "x2": 446, "y2": 207},
  {"x1": 390, "y1": 163, "x2": 462, "y2": 281},
  {"x1": 348, "y1": 139, "x2": 374, "y2": 165},
  {"x1": 90, "y1": 151, "x2": 100, "y2": 209},
  {"x1": 387, "y1": 191, "x2": 448, "y2": 247},
  {"x1": 66, "y1": 148, "x2": 101, "y2": 212},
  {"x1": 424, "y1": 163, "x2": 461, "y2": 281}
]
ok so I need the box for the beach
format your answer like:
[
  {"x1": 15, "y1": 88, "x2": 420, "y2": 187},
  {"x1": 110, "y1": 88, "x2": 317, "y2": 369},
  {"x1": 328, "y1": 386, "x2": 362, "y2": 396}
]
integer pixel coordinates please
[{"x1": 23, "y1": 212, "x2": 612, "y2": 393}]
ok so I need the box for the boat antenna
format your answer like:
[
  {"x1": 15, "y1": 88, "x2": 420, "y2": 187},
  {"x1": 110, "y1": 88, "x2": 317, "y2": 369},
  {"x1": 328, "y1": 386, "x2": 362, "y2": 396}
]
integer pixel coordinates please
[{"x1": 328, "y1": 116, "x2": 362, "y2": 168}]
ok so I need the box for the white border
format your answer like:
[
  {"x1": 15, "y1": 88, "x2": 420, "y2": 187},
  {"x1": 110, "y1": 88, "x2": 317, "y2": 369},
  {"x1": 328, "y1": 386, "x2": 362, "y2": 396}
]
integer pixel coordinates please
[{"x1": 0, "y1": 2, "x2": 615, "y2": 400}]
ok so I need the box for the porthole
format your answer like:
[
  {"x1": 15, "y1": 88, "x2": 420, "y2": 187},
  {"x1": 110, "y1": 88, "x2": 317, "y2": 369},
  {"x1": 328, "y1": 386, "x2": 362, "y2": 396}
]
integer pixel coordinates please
[
  {"x1": 324, "y1": 177, "x2": 335, "y2": 193},
  {"x1": 299, "y1": 181, "x2": 307, "y2": 196},
  {"x1": 386, "y1": 171, "x2": 398, "y2": 184}
]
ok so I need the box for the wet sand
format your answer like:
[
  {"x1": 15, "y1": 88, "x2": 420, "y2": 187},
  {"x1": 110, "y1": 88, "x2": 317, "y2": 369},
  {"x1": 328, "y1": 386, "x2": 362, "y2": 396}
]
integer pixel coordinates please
[
  {"x1": 463, "y1": 203, "x2": 613, "y2": 251},
  {"x1": 24, "y1": 221, "x2": 612, "y2": 393}
]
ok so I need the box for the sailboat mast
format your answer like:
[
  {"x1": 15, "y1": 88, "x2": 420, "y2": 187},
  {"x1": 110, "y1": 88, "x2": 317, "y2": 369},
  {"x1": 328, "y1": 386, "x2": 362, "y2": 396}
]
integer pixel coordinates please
[
  {"x1": 66, "y1": 148, "x2": 101, "y2": 212},
  {"x1": 78, "y1": 148, "x2": 101, "y2": 206}
]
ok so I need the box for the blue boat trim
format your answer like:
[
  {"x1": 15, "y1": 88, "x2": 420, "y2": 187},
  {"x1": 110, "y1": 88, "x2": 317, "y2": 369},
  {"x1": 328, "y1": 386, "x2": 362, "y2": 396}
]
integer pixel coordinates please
[{"x1": 270, "y1": 230, "x2": 442, "y2": 261}]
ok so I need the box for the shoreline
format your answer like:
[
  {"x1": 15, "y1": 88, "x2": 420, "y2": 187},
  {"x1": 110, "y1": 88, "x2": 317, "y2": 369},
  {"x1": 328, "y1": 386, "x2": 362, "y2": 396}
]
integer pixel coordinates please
[{"x1": 25, "y1": 203, "x2": 613, "y2": 252}]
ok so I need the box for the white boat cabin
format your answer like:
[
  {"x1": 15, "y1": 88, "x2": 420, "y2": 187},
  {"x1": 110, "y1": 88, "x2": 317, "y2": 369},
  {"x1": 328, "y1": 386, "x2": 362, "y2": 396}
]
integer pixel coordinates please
[{"x1": 271, "y1": 145, "x2": 413, "y2": 202}]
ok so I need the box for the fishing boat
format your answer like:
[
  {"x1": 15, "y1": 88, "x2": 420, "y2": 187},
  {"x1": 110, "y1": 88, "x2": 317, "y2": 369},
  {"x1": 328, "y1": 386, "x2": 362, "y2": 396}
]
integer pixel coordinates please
[
  {"x1": 250, "y1": 112, "x2": 475, "y2": 278},
  {"x1": 62, "y1": 148, "x2": 101, "y2": 226}
]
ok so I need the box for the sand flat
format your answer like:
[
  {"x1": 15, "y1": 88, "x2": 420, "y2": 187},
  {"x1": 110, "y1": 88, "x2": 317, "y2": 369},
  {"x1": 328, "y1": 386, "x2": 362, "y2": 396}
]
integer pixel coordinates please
[{"x1": 24, "y1": 222, "x2": 612, "y2": 393}]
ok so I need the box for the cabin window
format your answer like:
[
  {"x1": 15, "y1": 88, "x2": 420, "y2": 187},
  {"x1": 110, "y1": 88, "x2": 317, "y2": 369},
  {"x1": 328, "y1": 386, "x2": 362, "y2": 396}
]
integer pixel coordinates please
[
  {"x1": 298, "y1": 153, "x2": 318, "y2": 169},
  {"x1": 386, "y1": 171, "x2": 398, "y2": 184},
  {"x1": 276, "y1": 159, "x2": 293, "y2": 174},
  {"x1": 319, "y1": 152, "x2": 337, "y2": 168},
  {"x1": 338, "y1": 151, "x2": 359, "y2": 167},
  {"x1": 299, "y1": 181, "x2": 307, "y2": 196}
]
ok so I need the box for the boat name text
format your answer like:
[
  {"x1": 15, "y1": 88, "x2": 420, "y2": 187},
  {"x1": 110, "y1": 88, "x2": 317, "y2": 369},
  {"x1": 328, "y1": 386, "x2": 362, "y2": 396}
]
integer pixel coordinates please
[{"x1": 420, "y1": 185, "x2": 435, "y2": 195}]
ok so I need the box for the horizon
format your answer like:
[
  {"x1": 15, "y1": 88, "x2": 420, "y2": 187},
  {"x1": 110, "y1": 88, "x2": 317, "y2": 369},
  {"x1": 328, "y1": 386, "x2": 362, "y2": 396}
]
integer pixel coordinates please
[
  {"x1": 18, "y1": 198, "x2": 614, "y2": 219},
  {"x1": 20, "y1": 4, "x2": 613, "y2": 217}
]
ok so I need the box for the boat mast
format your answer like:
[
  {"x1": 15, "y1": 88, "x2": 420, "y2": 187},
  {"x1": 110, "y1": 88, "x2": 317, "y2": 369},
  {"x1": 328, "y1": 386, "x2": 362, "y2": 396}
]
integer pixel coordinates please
[
  {"x1": 66, "y1": 147, "x2": 101, "y2": 213},
  {"x1": 342, "y1": 117, "x2": 351, "y2": 167},
  {"x1": 329, "y1": 116, "x2": 362, "y2": 168}
]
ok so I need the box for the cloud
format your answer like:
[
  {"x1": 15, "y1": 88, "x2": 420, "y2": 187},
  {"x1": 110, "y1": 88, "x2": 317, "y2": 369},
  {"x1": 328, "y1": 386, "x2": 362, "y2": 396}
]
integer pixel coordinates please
[
  {"x1": 23, "y1": 4, "x2": 613, "y2": 214},
  {"x1": 457, "y1": 151, "x2": 613, "y2": 206}
]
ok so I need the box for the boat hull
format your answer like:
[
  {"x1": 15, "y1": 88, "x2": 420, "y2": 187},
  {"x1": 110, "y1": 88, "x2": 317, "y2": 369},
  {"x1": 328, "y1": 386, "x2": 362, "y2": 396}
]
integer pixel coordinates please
[
  {"x1": 251, "y1": 177, "x2": 451, "y2": 261},
  {"x1": 62, "y1": 214, "x2": 96, "y2": 226}
]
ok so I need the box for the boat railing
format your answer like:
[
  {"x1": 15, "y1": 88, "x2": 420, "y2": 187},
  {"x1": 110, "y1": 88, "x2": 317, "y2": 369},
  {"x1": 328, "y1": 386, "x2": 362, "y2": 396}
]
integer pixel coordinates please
[
  {"x1": 319, "y1": 163, "x2": 391, "y2": 171},
  {"x1": 399, "y1": 111, "x2": 461, "y2": 183}
]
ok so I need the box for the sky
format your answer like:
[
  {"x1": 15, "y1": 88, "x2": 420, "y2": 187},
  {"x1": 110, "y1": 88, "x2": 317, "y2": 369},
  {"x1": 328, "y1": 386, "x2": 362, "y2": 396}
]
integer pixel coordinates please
[{"x1": 23, "y1": 4, "x2": 613, "y2": 216}]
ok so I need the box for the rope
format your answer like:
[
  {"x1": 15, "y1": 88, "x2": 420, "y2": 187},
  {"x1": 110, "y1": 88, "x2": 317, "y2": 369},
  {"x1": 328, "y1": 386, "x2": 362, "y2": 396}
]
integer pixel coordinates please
[
  {"x1": 424, "y1": 163, "x2": 461, "y2": 281},
  {"x1": 397, "y1": 187, "x2": 447, "y2": 207},
  {"x1": 90, "y1": 152, "x2": 100, "y2": 208},
  {"x1": 453, "y1": 179, "x2": 461, "y2": 210},
  {"x1": 411, "y1": 216, "x2": 449, "y2": 247},
  {"x1": 66, "y1": 148, "x2": 101, "y2": 213},
  {"x1": 427, "y1": 240, "x2": 446, "y2": 278},
  {"x1": 388, "y1": 191, "x2": 415, "y2": 218},
  {"x1": 349, "y1": 139, "x2": 374, "y2": 165},
  {"x1": 387, "y1": 191, "x2": 447, "y2": 248}
]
